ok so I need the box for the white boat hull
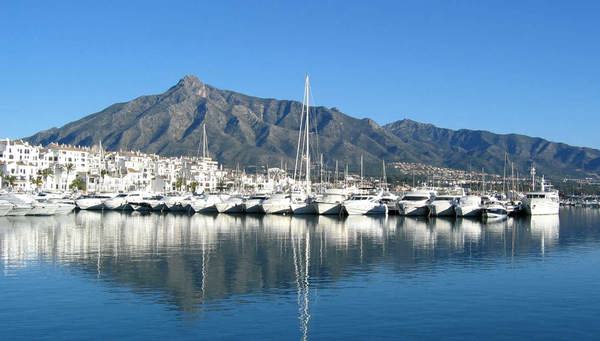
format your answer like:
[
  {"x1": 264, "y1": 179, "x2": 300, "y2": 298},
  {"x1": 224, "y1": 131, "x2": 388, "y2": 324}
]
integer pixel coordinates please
[
  {"x1": 314, "y1": 202, "x2": 342, "y2": 215},
  {"x1": 344, "y1": 202, "x2": 388, "y2": 215},
  {"x1": 215, "y1": 202, "x2": 244, "y2": 214},
  {"x1": 455, "y1": 205, "x2": 482, "y2": 217},
  {"x1": 428, "y1": 202, "x2": 455, "y2": 217},
  {"x1": 76, "y1": 199, "x2": 105, "y2": 210},
  {"x1": 5, "y1": 205, "x2": 32, "y2": 216},
  {"x1": 523, "y1": 199, "x2": 559, "y2": 215},
  {"x1": 399, "y1": 203, "x2": 429, "y2": 216},
  {"x1": 0, "y1": 204, "x2": 12, "y2": 216},
  {"x1": 262, "y1": 203, "x2": 291, "y2": 215},
  {"x1": 54, "y1": 203, "x2": 76, "y2": 215},
  {"x1": 27, "y1": 203, "x2": 59, "y2": 216}
]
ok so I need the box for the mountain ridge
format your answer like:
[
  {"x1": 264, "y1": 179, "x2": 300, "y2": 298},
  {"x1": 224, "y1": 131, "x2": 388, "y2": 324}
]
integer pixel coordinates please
[{"x1": 26, "y1": 75, "x2": 600, "y2": 178}]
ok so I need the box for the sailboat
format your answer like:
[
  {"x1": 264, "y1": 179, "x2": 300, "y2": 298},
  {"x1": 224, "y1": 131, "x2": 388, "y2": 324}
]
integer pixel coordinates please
[{"x1": 290, "y1": 75, "x2": 316, "y2": 215}]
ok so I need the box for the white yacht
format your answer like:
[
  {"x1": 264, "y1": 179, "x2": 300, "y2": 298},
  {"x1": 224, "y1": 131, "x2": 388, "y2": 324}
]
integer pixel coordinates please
[
  {"x1": 244, "y1": 193, "x2": 270, "y2": 213},
  {"x1": 76, "y1": 194, "x2": 113, "y2": 210},
  {"x1": 483, "y1": 202, "x2": 508, "y2": 219},
  {"x1": 189, "y1": 193, "x2": 229, "y2": 213},
  {"x1": 428, "y1": 195, "x2": 459, "y2": 217},
  {"x1": 314, "y1": 188, "x2": 347, "y2": 215},
  {"x1": 398, "y1": 190, "x2": 434, "y2": 216},
  {"x1": 104, "y1": 193, "x2": 139, "y2": 210},
  {"x1": 0, "y1": 194, "x2": 32, "y2": 216},
  {"x1": 52, "y1": 199, "x2": 77, "y2": 214},
  {"x1": 142, "y1": 194, "x2": 168, "y2": 211},
  {"x1": 290, "y1": 190, "x2": 315, "y2": 215},
  {"x1": 380, "y1": 192, "x2": 399, "y2": 214},
  {"x1": 342, "y1": 192, "x2": 387, "y2": 215},
  {"x1": 215, "y1": 196, "x2": 245, "y2": 213},
  {"x1": 164, "y1": 194, "x2": 193, "y2": 212},
  {"x1": 428, "y1": 188, "x2": 464, "y2": 217},
  {"x1": 0, "y1": 199, "x2": 13, "y2": 216},
  {"x1": 11, "y1": 193, "x2": 59, "y2": 216},
  {"x1": 455, "y1": 195, "x2": 483, "y2": 217},
  {"x1": 261, "y1": 193, "x2": 292, "y2": 215},
  {"x1": 34, "y1": 192, "x2": 76, "y2": 215},
  {"x1": 523, "y1": 170, "x2": 559, "y2": 215}
]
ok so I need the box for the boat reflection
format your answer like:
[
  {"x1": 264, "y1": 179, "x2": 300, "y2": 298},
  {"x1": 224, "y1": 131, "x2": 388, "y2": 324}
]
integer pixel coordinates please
[{"x1": 0, "y1": 211, "x2": 568, "y2": 316}]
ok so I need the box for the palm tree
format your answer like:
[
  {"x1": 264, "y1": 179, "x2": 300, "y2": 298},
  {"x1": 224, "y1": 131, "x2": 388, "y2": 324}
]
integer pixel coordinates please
[{"x1": 65, "y1": 163, "x2": 74, "y2": 190}]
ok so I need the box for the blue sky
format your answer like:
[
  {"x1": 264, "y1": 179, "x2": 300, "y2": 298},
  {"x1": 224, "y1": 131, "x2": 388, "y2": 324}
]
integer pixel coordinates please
[{"x1": 1, "y1": 0, "x2": 599, "y2": 148}]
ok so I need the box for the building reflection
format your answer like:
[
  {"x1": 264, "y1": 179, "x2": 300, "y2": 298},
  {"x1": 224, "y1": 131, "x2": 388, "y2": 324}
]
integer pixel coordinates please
[{"x1": 0, "y1": 211, "x2": 565, "y2": 316}]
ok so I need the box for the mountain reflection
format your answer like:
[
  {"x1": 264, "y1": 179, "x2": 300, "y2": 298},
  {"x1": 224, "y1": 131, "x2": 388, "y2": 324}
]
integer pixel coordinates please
[{"x1": 0, "y1": 211, "x2": 565, "y2": 314}]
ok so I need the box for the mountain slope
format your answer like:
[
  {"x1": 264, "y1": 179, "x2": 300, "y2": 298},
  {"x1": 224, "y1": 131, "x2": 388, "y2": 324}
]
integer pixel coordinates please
[{"x1": 26, "y1": 75, "x2": 600, "y2": 178}]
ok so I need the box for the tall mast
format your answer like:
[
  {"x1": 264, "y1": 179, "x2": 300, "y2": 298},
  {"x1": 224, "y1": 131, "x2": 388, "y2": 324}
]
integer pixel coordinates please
[
  {"x1": 305, "y1": 75, "x2": 311, "y2": 194},
  {"x1": 202, "y1": 123, "x2": 208, "y2": 158},
  {"x1": 320, "y1": 153, "x2": 323, "y2": 185},
  {"x1": 382, "y1": 159, "x2": 387, "y2": 191},
  {"x1": 360, "y1": 154, "x2": 363, "y2": 189},
  {"x1": 335, "y1": 160, "x2": 339, "y2": 185},
  {"x1": 503, "y1": 152, "x2": 507, "y2": 197},
  {"x1": 530, "y1": 164, "x2": 536, "y2": 191}
]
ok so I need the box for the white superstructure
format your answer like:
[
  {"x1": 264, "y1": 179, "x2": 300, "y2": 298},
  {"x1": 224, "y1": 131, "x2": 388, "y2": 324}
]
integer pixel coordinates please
[{"x1": 523, "y1": 169, "x2": 559, "y2": 215}]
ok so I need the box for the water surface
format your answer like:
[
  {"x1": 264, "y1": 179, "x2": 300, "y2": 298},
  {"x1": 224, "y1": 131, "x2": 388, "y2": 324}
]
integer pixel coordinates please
[{"x1": 2, "y1": 209, "x2": 600, "y2": 339}]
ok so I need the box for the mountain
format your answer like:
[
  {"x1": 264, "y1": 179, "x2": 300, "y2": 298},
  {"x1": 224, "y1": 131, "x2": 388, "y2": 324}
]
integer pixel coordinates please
[{"x1": 26, "y1": 75, "x2": 600, "y2": 178}]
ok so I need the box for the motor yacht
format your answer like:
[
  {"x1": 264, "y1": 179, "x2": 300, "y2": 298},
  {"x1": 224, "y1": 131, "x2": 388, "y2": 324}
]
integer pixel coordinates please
[
  {"x1": 428, "y1": 188, "x2": 464, "y2": 217},
  {"x1": 0, "y1": 199, "x2": 13, "y2": 216},
  {"x1": 189, "y1": 193, "x2": 229, "y2": 213},
  {"x1": 313, "y1": 188, "x2": 347, "y2": 215},
  {"x1": 522, "y1": 172, "x2": 559, "y2": 215},
  {"x1": 10, "y1": 193, "x2": 59, "y2": 216},
  {"x1": 76, "y1": 194, "x2": 113, "y2": 210},
  {"x1": 342, "y1": 192, "x2": 387, "y2": 215},
  {"x1": 261, "y1": 193, "x2": 292, "y2": 215},
  {"x1": 455, "y1": 195, "x2": 483, "y2": 218},
  {"x1": 380, "y1": 192, "x2": 399, "y2": 214},
  {"x1": 215, "y1": 196, "x2": 245, "y2": 213},
  {"x1": 290, "y1": 190, "x2": 315, "y2": 215},
  {"x1": 243, "y1": 193, "x2": 270, "y2": 213},
  {"x1": 483, "y1": 202, "x2": 508, "y2": 219},
  {"x1": 398, "y1": 190, "x2": 434, "y2": 216}
]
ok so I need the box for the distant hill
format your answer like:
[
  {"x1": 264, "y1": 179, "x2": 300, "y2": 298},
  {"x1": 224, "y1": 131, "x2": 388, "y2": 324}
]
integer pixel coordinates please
[{"x1": 26, "y1": 75, "x2": 600, "y2": 178}]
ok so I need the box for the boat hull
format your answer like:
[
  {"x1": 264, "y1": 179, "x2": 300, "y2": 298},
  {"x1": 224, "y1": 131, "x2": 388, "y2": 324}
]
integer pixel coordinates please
[
  {"x1": 428, "y1": 202, "x2": 455, "y2": 217},
  {"x1": 76, "y1": 199, "x2": 105, "y2": 210},
  {"x1": 291, "y1": 203, "x2": 316, "y2": 215},
  {"x1": 244, "y1": 201, "x2": 265, "y2": 214},
  {"x1": 455, "y1": 205, "x2": 482, "y2": 217},
  {"x1": 399, "y1": 204, "x2": 429, "y2": 216},
  {"x1": 343, "y1": 202, "x2": 388, "y2": 215},
  {"x1": 215, "y1": 202, "x2": 244, "y2": 214},
  {"x1": 261, "y1": 203, "x2": 292, "y2": 215},
  {"x1": 523, "y1": 199, "x2": 559, "y2": 215},
  {"x1": 314, "y1": 202, "x2": 342, "y2": 215},
  {"x1": 5, "y1": 205, "x2": 31, "y2": 216},
  {"x1": 0, "y1": 204, "x2": 12, "y2": 216}
]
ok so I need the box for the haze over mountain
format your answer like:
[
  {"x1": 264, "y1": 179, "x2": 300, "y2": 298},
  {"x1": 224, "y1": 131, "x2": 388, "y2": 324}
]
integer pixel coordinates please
[{"x1": 26, "y1": 75, "x2": 600, "y2": 178}]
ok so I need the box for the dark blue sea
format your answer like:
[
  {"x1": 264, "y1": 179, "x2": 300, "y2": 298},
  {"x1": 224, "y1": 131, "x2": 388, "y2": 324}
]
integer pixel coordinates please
[{"x1": 1, "y1": 209, "x2": 600, "y2": 340}]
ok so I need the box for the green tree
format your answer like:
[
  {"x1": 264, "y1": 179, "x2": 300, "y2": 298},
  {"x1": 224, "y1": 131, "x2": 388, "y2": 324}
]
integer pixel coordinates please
[
  {"x1": 174, "y1": 177, "x2": 185, "y2": 191},
  {"x1": 3, "y1": 175, "x2": 17, "y2": 188},
  {"x1": 31, "y1": 176, "x2": 43, "y2": 189},
  {"x1": 189, "y1": 181, "x2": 199, "y2": 193},
  {"x1": 69, "y1": 177, "x2": 86, "y2": 191}
]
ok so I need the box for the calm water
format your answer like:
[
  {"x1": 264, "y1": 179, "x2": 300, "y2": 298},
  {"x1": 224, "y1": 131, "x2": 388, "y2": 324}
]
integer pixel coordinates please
[{"x1": 1, "y1": 209, "x2": 600, "y2": 339}]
